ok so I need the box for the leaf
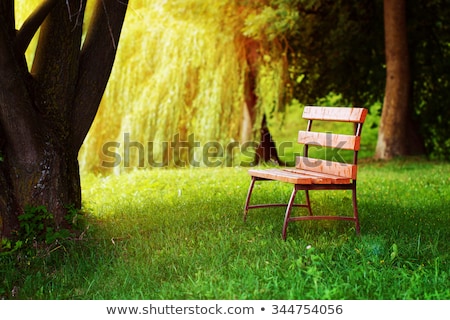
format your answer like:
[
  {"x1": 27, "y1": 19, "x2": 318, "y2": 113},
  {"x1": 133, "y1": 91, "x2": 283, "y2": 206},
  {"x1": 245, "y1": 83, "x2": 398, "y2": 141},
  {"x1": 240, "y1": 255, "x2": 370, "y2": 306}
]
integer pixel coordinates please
[{"x1": 390, "y1": 243, "x2": 398, "y2": 261}]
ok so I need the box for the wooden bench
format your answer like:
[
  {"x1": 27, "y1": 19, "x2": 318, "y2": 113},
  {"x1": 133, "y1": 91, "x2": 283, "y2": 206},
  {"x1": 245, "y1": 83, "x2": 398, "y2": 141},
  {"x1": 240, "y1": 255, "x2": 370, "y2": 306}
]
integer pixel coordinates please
[{"x1": 243, "y1": 106, "x2": 368, "y2": 240}]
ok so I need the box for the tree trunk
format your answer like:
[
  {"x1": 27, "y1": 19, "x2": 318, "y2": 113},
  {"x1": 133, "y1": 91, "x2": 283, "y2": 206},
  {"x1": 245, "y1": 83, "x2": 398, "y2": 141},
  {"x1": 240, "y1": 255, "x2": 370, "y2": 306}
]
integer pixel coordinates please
[
  {"x1": 0, "y1": 0, "x2": 128, "y2": 239},
  {"x1": 375, "y1": 0, "x2": 424, "y2": 159},
  {"x1": 255, "y1": 115, "x2": 284, "y2": 165},
  {"x1": 240, "y1": 39, "x2": 259, "y2": 143},
  {"x1": 240, "y1": 38, "x2": 283, "y2": 165},
  {"x1": 0, "y1": 143, "x2": 81, "y2": 234}
]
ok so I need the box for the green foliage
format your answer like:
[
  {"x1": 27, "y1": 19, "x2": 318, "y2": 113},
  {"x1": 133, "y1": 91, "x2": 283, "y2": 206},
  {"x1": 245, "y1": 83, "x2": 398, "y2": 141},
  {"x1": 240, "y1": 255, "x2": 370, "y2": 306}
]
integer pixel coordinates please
[
  {"x1": 18, "y1": 0, "x2": 450, "y2": 169},
  {"x1": 17, "y1": 206, "x2": 53, "y2": 244},
  {"x1": 0, "y1": 205, "x2": 84, "y2": 259},
  {"x1": 0, "y1": 238, "x2": 22, "y2": 255},
  {"x1": 407, "y1": 0, "x2": 450, "y2": 159},
  {"x1": 78, "y1": 0, "x2": 265, "y2": 173},
  {"x1": 280, "y1": 0, "x2": 450, "y2": 159},
  {"x1": 64, "y1": 204, "x2": 86, "y2": 230},
  {"x1": 243, "y1": 0, "x2": 450, "y2": 159},
  {"x1": 16, "y1": 205, "x2": 71, "y2": 246},
  {"x1": 281, "y1": 0, "x2": 385, "y2": 106},
  {"x1": 243, "y1": 3, "x2": 300, "y2": 41},
  {"x1": 0, "y1": 204, "x2": 86, "y2": 298}
]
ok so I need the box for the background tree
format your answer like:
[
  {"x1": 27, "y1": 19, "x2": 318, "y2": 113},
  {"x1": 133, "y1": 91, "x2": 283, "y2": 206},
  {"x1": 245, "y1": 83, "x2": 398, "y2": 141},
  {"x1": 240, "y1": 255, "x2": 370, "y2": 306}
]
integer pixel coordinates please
[
  {"x1": 0, "y1": 0, "x2": 128, "y2": 238},
  {"x1": 78, "y1": 0, "x2": 292, "y2": 173},
  {"x1": 285, "y1": 0, "x2": 450, "y2": 160},
  {"x1": 283, "y1": 0, "x2": 385, "y2": 106},
  {"x1": 241, "y1": 0, "x2": 387, "y2": 161},
  {"x1": 63, "y1": 0, "x2": 450, "y2": 176},
  {"x1": 375, "y1": 0, "x2": 424, "y2": 159},
  {"x1": 407, "y1": 0, "x2": 450, "y2": 159}
]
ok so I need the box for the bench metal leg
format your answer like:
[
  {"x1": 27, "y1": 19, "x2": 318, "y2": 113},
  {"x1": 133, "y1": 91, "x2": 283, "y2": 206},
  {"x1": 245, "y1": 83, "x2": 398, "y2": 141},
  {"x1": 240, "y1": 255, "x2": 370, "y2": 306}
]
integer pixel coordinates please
[
  {"x1": 243, "y1": 176, "x2": 256, "y2": 222},
  {"x1": 245, "y1": 180, "x2": 360, "y2": 239},
  {"x1": 282, "y1": 187, "x2": 298, "y2": 240},
  {"x1": 352, "y1": 188, "x2": 361, "y2": 234},
  {"x1": 305, "y1": 190, "x2": 312, "y2": 216}
]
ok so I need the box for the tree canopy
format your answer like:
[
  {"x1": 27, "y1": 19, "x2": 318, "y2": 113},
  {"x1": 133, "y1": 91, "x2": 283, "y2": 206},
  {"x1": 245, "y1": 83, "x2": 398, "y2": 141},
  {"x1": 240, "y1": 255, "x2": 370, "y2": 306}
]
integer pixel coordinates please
[
  {"x1": 287, "y1": 0, "x2": 450, "y2": 159},
  {"x1": 78, "y1": 0, "x2": 450, "y2": 173}
]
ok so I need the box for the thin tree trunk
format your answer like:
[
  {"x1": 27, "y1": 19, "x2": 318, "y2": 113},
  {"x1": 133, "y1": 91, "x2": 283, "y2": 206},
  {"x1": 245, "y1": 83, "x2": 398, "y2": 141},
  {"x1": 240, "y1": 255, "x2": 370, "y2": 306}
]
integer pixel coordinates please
[
  {"x1": 240, "y1": 39, "x2": 259, "y2": 143},
  {"x1": 375, "y1": 0, "x2": 424, "y2": 159},
  {"x1": 375, "y1": 0, "x2": 410, "y2": 159},
  {"x1": 255, "y1": 114, "x2": 284, "y2": 165},
  {"x1": 241, "y1": 38, "x2": 283, "y2": 165}
]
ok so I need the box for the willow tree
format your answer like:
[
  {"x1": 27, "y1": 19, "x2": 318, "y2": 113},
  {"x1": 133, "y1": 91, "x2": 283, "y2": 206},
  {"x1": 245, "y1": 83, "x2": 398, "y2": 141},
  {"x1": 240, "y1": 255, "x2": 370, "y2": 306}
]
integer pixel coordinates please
[
  {"x1": 0, "y1": 0, "x2": 128, "y2": 238},
  {"x1": 79, "y1": 0, "x2": 289, "y2": 173}
]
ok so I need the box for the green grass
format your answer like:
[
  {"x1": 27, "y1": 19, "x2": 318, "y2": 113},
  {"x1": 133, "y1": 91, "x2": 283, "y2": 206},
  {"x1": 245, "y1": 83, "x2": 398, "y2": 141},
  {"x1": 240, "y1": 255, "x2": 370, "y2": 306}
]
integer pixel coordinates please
[{"x1": 1, "y1": 159, "x2": 449, "y2": 299}]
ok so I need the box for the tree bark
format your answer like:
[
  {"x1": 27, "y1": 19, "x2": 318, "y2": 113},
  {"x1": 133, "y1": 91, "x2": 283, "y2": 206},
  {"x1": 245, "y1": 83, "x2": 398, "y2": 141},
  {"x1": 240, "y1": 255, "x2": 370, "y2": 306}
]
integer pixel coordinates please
[
  {"x1": 0, "y1": 0, "x2": 128, "y2": 239},
  {"x1": 255, "y1": 114, "x2": 284, "y2": 165},
  {"x1": 375, "y1": 0, "x2": 424, "y2": 159},
  {"x1": 71, "y1": 0, "x2": 129, "y2": 150},
  {"x1": 240, "y1": 39, "x2": 259, "y2": 143},
  {"x1": 240, "y1": 38, "x2": 283, "y2": 165}
]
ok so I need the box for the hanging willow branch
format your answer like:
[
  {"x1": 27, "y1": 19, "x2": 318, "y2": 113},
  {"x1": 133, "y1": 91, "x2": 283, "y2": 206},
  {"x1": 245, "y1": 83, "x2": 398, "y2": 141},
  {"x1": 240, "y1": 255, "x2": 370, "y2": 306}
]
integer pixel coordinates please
[{"x1": 78, "y1": 0, "x2": 289, "y2": 172}]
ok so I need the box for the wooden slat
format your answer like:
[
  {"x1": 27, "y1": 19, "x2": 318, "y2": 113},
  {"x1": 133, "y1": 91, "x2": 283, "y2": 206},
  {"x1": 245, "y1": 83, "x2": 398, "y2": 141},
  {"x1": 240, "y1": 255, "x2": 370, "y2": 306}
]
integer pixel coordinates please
[
  {"x1": 283, "y1": 168, "x2": 351, "y2": 184},
  {"x1": 249, "y1": 168, "x2": 352, "y2": 185},
  {"x1": 298, "y1": 131, "x2": 361, "y2": 151},
  {"x1": 303, "y1": 106, "x2": 368, "y2": 123},
  {"x1": 296, "y1": 156, "x2": 357, "y2": 179},
  {"x1": 248, "y1": 168, "x2": 313, "y2": 184}
]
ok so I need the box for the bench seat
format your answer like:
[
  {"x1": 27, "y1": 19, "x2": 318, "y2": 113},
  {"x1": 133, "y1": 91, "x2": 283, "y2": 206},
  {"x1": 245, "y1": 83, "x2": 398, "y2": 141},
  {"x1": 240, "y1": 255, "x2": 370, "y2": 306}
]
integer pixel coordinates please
[{"x1": 248, "y1": 168, "x2": 352, "y2": 185}]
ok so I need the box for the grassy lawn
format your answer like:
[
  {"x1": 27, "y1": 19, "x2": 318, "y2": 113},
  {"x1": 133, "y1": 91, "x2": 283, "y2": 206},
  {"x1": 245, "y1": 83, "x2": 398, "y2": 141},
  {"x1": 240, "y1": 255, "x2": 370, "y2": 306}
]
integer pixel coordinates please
[{"x1": 1, "y1": 159, "x2": 449, "y2": 299}]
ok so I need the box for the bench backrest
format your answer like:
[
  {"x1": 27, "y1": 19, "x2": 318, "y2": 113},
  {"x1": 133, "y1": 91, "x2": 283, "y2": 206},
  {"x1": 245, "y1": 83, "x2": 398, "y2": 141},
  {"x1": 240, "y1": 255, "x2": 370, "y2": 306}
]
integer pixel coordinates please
[{"x1": 296, "y1": 106, "x2": 368, "y2": 180}]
